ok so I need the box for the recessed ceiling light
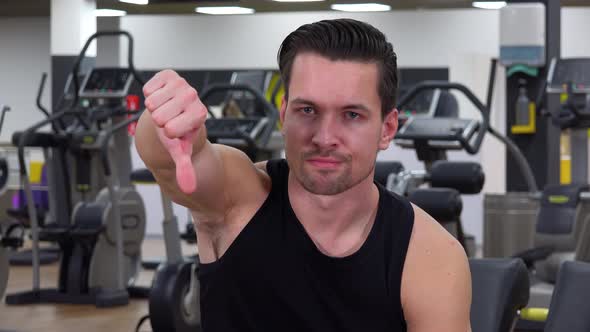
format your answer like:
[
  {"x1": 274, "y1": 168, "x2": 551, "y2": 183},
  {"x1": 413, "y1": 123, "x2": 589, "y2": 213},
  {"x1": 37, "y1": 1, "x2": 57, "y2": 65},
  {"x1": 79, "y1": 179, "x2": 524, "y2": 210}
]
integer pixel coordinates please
[
  {"x1": 330, "y1": 3, "x2": 391, "y2": 12},
  {"x1": 119, "y1": 0, "x2": 149, "y2": 4},
  {"x1": 472, "y1": 1, "x2": 507, "y2": 9},
  {"x1": 272, "y1": 0, "x2": 324, "y2": 2},
  {"x1": 95, "y1": 9, "x2": 127, "y2": 17},
  {"x1": 195, "y1": 6, "x2": 255, "y2": 15}
]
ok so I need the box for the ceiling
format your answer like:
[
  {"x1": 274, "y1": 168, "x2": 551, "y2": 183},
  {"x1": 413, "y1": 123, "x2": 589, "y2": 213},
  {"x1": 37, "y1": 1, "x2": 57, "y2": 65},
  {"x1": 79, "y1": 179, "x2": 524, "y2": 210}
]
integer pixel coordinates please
[{"x1": 1, "y1": 0, "x2": 589, "y2": 16}]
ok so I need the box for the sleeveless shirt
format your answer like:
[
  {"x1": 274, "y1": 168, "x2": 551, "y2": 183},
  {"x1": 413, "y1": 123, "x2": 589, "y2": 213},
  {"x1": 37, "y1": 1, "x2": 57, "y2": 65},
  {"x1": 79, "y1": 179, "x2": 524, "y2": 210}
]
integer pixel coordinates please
[{"x1": 197, "y1": 159, "x2": 415, "y2": 332}]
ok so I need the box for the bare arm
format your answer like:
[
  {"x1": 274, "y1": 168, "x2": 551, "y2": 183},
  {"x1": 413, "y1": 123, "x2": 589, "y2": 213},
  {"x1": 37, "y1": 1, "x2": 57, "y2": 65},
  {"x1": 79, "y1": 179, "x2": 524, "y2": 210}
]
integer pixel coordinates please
[
  {"x1": 401, "y1": 205, "x2": 472, "y2": 332},
  {"x1": 135, "y1": 70, "x2": 267, "y2": 222},
  {"x1": 136, "y1": 112, "x2": 221, "y2": 215}
]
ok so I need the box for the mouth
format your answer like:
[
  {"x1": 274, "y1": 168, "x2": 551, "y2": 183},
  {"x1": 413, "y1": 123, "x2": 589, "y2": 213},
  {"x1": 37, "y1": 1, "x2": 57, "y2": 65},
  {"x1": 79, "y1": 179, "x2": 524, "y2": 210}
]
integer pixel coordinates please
[{"x1": 306, "y1": 157, "x2": 343, "y2": 169}]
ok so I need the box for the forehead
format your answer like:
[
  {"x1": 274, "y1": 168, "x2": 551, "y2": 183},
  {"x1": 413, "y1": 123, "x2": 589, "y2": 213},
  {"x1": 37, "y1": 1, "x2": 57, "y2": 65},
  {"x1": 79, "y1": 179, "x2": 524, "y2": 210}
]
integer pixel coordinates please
[
  {"x1": 290, "y1": 53, "x2": 379, "y2": 84},
  {"x1": 288, "y1": 53, "x2": 381, "y2": 106}
]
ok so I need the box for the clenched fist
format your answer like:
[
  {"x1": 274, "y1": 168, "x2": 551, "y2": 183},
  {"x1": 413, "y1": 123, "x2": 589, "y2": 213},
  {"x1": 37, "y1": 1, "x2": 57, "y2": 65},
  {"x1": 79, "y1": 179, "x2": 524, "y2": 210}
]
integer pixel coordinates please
[{"x1": 143, "y1": 70, "x2": 207, "y2": 194}]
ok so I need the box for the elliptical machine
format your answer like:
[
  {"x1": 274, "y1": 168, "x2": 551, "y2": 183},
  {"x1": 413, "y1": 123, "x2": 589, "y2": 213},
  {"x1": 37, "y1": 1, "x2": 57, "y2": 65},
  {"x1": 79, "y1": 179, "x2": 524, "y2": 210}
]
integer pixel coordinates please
[{"x1": 6, "y1": 31, "x2": 148, "y2": 307}]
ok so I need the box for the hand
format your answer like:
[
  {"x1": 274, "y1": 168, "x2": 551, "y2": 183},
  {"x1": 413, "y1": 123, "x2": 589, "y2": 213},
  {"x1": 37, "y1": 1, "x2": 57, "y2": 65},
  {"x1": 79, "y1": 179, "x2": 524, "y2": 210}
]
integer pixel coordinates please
[{"x1": 143, "y1": 70, "x2": 207, "y2": 194}]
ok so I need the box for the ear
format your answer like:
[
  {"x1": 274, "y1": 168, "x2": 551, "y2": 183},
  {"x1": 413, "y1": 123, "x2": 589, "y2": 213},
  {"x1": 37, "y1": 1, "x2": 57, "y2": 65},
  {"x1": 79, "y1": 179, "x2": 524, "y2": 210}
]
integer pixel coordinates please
[
  {"x1": 378, "y1": 108, "x2": 398, "y2": 150},
  {"x1": 279, "y1": 95, "x2": 287, "y2": 133}
]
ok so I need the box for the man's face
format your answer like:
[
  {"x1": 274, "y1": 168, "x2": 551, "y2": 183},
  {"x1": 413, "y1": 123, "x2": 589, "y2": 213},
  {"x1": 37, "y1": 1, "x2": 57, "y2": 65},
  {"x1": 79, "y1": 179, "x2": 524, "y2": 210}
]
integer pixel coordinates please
[{"x1": 280, "y1": 52, "x2": 398, "y2": 195}]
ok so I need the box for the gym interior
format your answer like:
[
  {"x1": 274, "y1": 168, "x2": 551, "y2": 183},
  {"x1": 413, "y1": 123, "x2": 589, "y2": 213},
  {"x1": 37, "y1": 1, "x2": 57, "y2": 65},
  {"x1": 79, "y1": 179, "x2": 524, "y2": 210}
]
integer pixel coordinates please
[{"x1": 1, "y1": 0, "x2": 590, "y2": 331}]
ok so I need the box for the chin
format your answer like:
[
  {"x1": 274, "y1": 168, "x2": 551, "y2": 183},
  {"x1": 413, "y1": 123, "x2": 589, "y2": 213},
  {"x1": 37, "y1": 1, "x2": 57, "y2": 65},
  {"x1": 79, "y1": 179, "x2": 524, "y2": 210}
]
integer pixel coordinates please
[
  {"x1": 299, "y1": 173, "x2": 352, "y2": 195},
  {"x1": 302, "y1": 182, "x2": 349, "y2": 196}
]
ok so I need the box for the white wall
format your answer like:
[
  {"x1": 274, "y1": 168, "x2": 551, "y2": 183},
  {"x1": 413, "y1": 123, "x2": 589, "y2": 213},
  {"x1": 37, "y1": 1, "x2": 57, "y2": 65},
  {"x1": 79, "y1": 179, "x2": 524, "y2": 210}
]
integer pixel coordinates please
[
  {"x1": 0, "y1": 16, "x2": 122, "y2": 143},
  {"x1": 0, "y1": 18, "x2": 51, "y2": 143},
  {"x1": 562, "y1": 8, "x2": 590, "y2": 57},
  {"x1": 121, "y1": 10, "x2": 499, "y2": 70}
]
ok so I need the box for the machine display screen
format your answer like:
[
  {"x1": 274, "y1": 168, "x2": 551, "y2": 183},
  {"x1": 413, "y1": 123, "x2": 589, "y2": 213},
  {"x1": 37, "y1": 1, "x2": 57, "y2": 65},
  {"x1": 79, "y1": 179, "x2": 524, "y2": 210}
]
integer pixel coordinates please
[
  {"x1": 399, "y1": 89, "x2": 441, "y2": 118},
  {"x1": 223, "y1": 71, "x2": 270, "y2": 118},
  {"x1": 80, "y1": 68, "x2": 132, "y2": 97},
  {"x1": 549, "y1": 58, "x2": 590, "y2": 93}
]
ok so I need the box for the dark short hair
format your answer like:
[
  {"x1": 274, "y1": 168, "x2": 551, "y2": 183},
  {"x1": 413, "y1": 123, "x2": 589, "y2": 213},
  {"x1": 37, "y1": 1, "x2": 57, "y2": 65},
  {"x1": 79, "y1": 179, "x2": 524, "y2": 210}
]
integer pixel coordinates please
[{"x1": 277, "y1": 18, "x2": 398, "y2": 118}]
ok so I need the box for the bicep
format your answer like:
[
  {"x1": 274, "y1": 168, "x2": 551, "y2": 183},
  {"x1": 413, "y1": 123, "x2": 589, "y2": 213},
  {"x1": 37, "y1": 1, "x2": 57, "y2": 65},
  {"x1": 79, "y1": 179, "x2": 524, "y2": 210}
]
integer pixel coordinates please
[
  {"x1": 404, "y1": 260, "x2": 471, "y2": 332},
  {"x1": 402, "y1": 207, "x2": 472, "y2": 332}
]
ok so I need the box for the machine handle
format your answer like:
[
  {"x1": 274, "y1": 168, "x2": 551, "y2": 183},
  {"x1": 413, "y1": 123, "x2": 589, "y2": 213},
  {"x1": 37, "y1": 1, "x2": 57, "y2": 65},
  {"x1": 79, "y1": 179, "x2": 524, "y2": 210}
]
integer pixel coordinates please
[
  {"x1": 99, "y1": 111, "x2": 144, "y2": 176},
  {"x1": 0, "y1": 104, "x2": 9, "y2": 134},
  {"x1": 397, "y1": 80, "x2": 490, "y2": 155},
  {"x1": 16, "y1": 109, "x2": 73, "y2": 177},
  {"x1": 35, "y1": 73, "x2": 51, "y2": 119},
  {"x1": 200, "y1": 83, "x2": 279, "y2": 147},
  {"x1": 35, "y1": 73, "x2": 68, "y2": 131}
]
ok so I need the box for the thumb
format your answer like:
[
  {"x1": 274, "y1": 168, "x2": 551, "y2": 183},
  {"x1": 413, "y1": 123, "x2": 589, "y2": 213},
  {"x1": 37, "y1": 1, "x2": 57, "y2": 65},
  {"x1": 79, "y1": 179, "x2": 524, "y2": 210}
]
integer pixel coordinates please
[
  {"x1": 175, "y1": 152, "x2": 196, "y2": 194},
  {"x1": 171, "y1": 134, "x2": 197, "y2": 194}
]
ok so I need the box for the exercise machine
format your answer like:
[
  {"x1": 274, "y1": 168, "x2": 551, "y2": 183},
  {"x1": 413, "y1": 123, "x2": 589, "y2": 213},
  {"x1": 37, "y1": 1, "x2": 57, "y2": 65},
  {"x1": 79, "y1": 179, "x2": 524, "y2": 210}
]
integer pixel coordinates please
[
  {"x1": 540, "y1": 261, "x2": 590, "y2": 331},
  {"x1": 390, "y1": 81, "x2": 489, "y2": 256},
  {"x1": 391, "y1": 159, "x2": 485, "y2": 256},
  {"x1": 132, "y1": 169, "x2": 187, "y2": 271},
  {"x1": 470, "y1": 258, "x2": 529, "y2": 332},
  {"x1": 516, "y1": 261, "x2": 590, "y2": 331},
  {"x1": 508, "y1": 58, "x2": 590, "y2": 332},
  {"x1": 5, "y1": 31, "x2": 148, "y2": 307},
  {"x1": 203, "y1": 83, "x2": 280, "y2": 161},
  {"x1": 5, "y1": 80, "x2": 61, "y2": 267},
  {"x1": 391, "y1": 80, "x2": 535, "y2": 329},
  {"x1": 0, "y1": 104, "x2": 16, "y2": 301},
  {"x1": 391, "y1": 58, "x2": 540, "y2": 259},
  {"x1": 0, "y1": 105, "x2": 10, "y2": 197},
  {"x1": 374, "y1": 161, "x2": 404, "y2": 187},
  {"x1": 0, "y1": 221, "x2": 22, "y2": 302}
]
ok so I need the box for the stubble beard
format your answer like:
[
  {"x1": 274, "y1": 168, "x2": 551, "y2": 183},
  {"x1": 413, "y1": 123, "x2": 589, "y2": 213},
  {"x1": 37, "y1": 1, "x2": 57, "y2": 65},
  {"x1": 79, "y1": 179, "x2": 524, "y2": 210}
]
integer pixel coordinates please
[{"x1": 291, "y1": 151, "x2": 373, "y2": 195}]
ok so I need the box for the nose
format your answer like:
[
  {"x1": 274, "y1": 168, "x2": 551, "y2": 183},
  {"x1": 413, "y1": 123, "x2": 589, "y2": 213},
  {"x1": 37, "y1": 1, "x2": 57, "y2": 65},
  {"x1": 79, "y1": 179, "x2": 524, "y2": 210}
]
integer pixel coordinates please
[{"x1": 311, "y1": 114, "x2": 339, "y2": 149}]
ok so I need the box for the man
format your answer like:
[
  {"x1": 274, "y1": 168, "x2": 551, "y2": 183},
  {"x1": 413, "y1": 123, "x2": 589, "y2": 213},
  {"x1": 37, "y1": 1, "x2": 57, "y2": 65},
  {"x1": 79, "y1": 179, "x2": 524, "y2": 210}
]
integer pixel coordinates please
[{"x1": 136, "y1": 18, "x2": 471, "y2": 332}]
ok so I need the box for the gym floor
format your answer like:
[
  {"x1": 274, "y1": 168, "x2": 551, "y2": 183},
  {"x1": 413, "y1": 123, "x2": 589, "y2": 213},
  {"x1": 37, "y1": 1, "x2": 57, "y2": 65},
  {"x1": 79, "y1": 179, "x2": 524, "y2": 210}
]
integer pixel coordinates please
[{"x1": 0, "y1": 238, "x2": 198, "y2": 332}]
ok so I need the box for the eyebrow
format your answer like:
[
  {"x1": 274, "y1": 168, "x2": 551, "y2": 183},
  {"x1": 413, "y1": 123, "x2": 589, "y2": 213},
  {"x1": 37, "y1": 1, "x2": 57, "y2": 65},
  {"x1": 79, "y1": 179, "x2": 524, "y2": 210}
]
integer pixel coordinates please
[
  {"x1": 342, "y1": 104, "x2": 370, "y2": 113},
  {"x1": 290, "y1": 98, "x2": 316, "y2": 107},
  {"x1": 290, "y1": 98, "x2": 371, "y2": 113}
]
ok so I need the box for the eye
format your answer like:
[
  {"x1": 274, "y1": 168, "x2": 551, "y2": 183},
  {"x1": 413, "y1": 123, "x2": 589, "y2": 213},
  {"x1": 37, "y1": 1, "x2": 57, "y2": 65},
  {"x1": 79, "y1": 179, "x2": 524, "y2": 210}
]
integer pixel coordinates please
[
  {"x1": 300, "y1": 106, "x2": 314, "y2": 115},
  {"x1": 346, "y1": 111, "x2": 361, "y2": 119}
]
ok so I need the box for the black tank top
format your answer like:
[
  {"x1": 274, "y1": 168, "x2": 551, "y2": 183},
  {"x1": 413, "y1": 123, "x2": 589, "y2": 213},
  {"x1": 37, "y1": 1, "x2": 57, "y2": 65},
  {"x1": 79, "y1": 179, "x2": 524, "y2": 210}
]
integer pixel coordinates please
[{"x1": 197, "y1": 159, "x2": 415, "y2": 332}]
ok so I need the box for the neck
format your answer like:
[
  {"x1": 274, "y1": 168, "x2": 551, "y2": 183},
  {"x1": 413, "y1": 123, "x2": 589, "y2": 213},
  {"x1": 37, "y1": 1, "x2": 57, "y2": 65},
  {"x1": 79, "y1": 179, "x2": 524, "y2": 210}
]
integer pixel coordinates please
[{"x1": 288, "y1": 172, "x2": 380, "y2": 235}]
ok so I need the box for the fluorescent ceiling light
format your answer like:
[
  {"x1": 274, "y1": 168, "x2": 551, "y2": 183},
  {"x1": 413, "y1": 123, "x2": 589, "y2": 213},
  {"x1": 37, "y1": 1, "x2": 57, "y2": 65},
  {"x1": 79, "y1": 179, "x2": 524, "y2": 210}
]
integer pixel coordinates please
[
  {"x1": 273, "y1": 0, "x2": 324, "y2": 2},
  {"x1": 195, "y1": 6, "x2": 255, "y2": 15},
  {"x1": 472, "y1": 1, "x2": 507, "y2": 9},
  {"x1": 95, "y1": 9, "x2": 127, "y2": 17},
  {"x1": 330, "y1": 3, "x2": 391, "y2": 12},
  {"x1": 119, "y1": 0, "x2": 149, "y2": 4}
]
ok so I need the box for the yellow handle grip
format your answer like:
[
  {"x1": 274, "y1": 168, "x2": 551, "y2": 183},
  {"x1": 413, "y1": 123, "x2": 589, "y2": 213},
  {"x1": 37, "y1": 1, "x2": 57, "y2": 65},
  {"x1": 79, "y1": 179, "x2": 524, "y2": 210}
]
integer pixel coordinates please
[{"x1": 520, "y1": 308, "x2": 549, "y2": 322}]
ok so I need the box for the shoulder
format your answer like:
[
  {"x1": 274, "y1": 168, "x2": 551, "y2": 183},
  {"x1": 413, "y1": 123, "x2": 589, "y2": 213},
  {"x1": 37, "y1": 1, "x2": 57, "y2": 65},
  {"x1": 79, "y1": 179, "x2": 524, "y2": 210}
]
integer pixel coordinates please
[
  {"x1": 400, "y1": 204, "x2": 472, "y2": 332},
  {"x1": 214, "y1": 146, "x2": 272, "y2": 213},
  {"x1": 254, "y1": 160, "x2": 268, "y2": 173},
  {"x1": 253, "y1": 158, "x2": 290, "y2": 185}
]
